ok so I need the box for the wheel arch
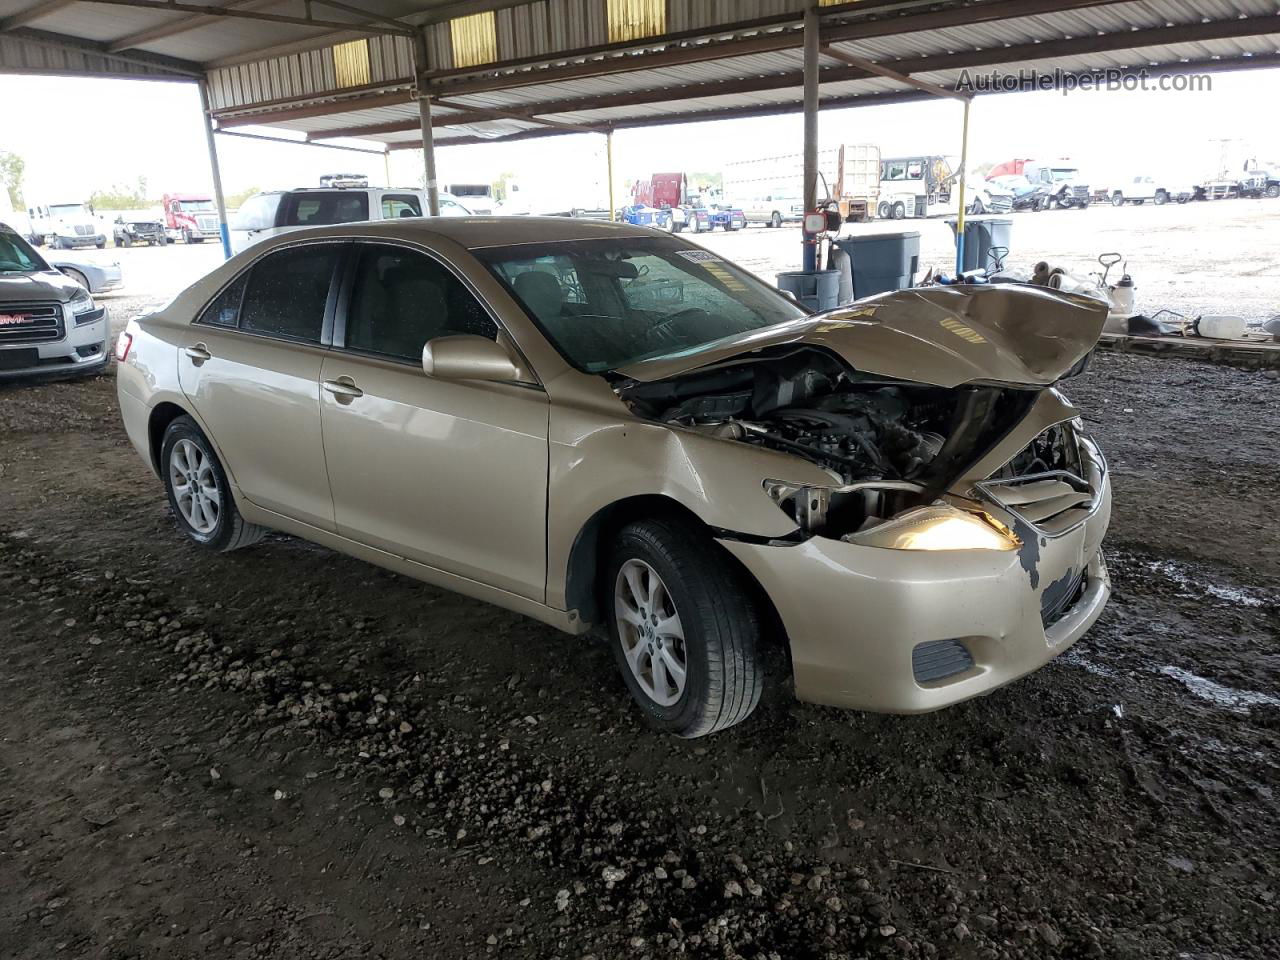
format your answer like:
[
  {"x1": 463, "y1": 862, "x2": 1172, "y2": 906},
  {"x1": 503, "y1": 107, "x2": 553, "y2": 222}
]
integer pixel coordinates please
[
  {"x1": 564, "y1": 494, "x2": 789, "y2": 654},
  {"x1": 147, "y1": 400, "x2": 192, "y2": 474}
]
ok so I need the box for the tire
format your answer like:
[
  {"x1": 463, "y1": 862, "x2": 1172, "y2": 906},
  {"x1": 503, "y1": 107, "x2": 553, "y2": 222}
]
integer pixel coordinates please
[
  {"x1": 607, "y1": 516, "x2": 763, "y2": 738},
  {"x1": 770, "y1": 211, "x2": 782, "y2": 229},
  {"x1": 161, "y1": 416, "x2": 267, "y2": 552},
  {"x1": 1266, "y1": 183, "x2": 1280, "y2": 199},
  {"x1": 1153, "y1": 190, "x2": 1168, "y2": 206},
  {"x1": 95, "y1": 239, "x2": 105, "y2": 249},
  {"x1": 892, "y1": 201, "x2": 906, "y2": 220},
  {"x1": 182, "y1": 229, "x2": 192, "y2": 244},
  {"x1": 968, "y1": 198, "x2": 985, "y2": 215},
  {"x1": 61, "y1": 268, "x2": 89, "y2": 291},
  {"x1": 689, "y1": 214, "x2": 702, "y2": 233},
  {"x1": 876, "y1": 201, "x2": 890, "y2": 220},
  {"x1": 1111, "y1": 193, "x2": 1125, "y2": 207},
  {"x1": 120, "y1": 233, "x2": 133, "y2": 247}
]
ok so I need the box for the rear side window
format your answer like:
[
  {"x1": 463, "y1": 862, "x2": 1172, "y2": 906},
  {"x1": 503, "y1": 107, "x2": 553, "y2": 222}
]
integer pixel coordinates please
[
  {"x1": 342, "y1": 244, "x2": 497, "y2": 362},
  {"x1": 198, "y1": 272, "x2": 249, "y2": 327},
  {"x1": 239, "y1": 244, "x2": 340, "y2": 343},
  {"x1": 282, "y1": 191, "x2": 370, "y2": 227},
  {"x1": 381, "y1": 194, "x2": 422, "y2": 219},
  {"x1": 231, "y1": 194, "x2": 281, "y2": 231}
]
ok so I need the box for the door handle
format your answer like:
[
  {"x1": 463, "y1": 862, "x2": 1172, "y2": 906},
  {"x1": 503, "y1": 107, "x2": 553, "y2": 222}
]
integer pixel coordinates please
[
  {"x1": 322, "y1": 378, "x2": 364, "y2": 400},
  {"x1": 184, "y1": 343, "x2": 211, "y2": 364}
]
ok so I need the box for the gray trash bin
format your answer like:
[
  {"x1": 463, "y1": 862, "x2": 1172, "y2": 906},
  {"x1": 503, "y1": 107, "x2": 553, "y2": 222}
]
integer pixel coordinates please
[
  {"x1": 945, "y1": 216, "x2": 1013, "y2": 273},
  {"x1": 833, "y1": 231, "x2": 921, "y2": 300},
  {"x1": 776, "y1": 268, "x2": 840, "y2": 312}
]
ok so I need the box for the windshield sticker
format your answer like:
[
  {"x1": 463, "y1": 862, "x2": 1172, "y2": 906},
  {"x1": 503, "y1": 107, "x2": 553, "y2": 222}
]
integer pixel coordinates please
[{"x1": 675, "y1": 250, "x2": 723, "y2": 263}]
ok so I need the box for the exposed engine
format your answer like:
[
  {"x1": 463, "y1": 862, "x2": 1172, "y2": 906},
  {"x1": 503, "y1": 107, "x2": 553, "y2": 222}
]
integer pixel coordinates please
[{"x1": 620, "y1": 347, "x2": 1039, "y2": 536}]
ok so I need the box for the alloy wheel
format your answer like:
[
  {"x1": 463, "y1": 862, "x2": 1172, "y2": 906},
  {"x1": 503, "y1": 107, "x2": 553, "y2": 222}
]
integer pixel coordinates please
[
  {"x1": 169, "y1": 438, "x2": 221, "y2": 534},
  {"x1": 614, "y1": 559, "x2": 687, "y2": 707}
]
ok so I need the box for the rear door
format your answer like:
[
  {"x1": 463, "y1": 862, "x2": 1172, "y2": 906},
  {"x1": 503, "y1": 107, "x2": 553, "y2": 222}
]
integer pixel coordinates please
[
  {"x1": 318, "y1": 241, "x2": 549, "y2": 600},
  {"x1": 178, "y1": 241, "x2": 344, "y2": 530},
  {"x1": 378, "y1": 193, "x2": 422, "y2": 221}
]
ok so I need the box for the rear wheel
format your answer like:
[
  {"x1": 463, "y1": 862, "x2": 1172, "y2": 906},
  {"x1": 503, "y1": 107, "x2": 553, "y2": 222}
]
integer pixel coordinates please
[
  {"x1": 607, "y1": 517, "x2": 763, "y2": 738},
  {"x1": 770, "y1": 211, "x2": 783, "y2": 229},
  {"x1": 120, "y1": 233, "x2": 133, "y2": 247},
  {"x1": 876, "y1": 201, "x2": 890, "y2": 220},
  {"x1": 689, "y1": 213, "x2": 702, "y2": 233},
  {"x1": 1265, "y1": 183, "x2": 1279, "y2": 199},
  {"x1": 161, "y1": 416, "x2": 266, "y2": 552}
]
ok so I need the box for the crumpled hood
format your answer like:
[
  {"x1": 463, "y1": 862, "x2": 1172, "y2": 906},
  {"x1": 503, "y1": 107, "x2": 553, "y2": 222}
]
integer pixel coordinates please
[
  {"x1": 616, "y1": 283, "x2": 1108, "y2": 388},
  {"x1": 0, "y1": 270, "x2": 83, "y2": 304}
]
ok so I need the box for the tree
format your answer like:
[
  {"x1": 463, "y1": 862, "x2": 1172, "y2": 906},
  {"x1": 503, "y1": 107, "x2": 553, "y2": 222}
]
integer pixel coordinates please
[
  {"x1": 223, "y1": 185, "x2": 262, "y2": 211},
  {"x1": 493, "y1": 170, "x2": 518, "y2": 201},
  {"x1": 89, "y1": 177, "x2": 150, "y2": 211},
  {"x1": 0, "y1": 150, "x2": 25, "y2": 208}
]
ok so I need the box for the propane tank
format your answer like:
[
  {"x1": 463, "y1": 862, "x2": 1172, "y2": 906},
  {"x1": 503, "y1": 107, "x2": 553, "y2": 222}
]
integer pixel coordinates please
[{"x1": 1195, "y1": 315, "x2": 1246, "y2": 340}]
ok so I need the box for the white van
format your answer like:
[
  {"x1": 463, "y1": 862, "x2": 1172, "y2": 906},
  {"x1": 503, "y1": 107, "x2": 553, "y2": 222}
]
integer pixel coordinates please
[
  {"x1": 229, "y1": 185, "x2": 472, "y2": 255},
  {"x1": 27, "y1": 200, "x2": 107, "y2": 249}
]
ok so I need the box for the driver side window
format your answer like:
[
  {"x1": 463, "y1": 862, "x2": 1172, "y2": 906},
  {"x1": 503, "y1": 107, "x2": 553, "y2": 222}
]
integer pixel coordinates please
[{"x1": 343, "y1": 244, "x2": 498, "y2": 362}]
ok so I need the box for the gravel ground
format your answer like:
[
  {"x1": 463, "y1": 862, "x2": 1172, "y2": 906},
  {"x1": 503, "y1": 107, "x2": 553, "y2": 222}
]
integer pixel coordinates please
[{"x1": 1, "y1": 350, "x2": 1277, "y2": 958}]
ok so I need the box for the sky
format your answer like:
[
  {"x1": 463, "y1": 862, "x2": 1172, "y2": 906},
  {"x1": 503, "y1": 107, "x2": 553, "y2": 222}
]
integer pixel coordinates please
[{"x1": 3, "y1": 67, "x2": 1280, "y2": 208}]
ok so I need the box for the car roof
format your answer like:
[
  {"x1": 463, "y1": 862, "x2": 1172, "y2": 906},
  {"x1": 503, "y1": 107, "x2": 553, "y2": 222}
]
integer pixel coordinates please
[{"x1": 261, "y1": 216, "x2": 661, "y2": 250}]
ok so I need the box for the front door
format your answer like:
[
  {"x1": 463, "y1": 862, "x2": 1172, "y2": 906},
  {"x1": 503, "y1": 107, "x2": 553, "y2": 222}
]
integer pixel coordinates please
[
  {"x1": 178, "y1": 241, "x2": 343, "y2": 530},
  {"x1": 318, "y1": 242, "x2": 549, "y2": 601}
]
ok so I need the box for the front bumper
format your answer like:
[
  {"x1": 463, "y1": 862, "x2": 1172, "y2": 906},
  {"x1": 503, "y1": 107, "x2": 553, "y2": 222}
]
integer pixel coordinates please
[
  {"x1": 0, "y1": 310, "x2": 109, "y2": 379},
  {"x1": 719, "y1": 472, "x2": 1112, "y2": 713}
]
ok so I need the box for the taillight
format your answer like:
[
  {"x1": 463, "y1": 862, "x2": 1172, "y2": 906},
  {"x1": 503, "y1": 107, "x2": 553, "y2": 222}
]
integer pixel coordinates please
[{"x1": 115, "y1": 331, "x2": 133, "y2": 361}]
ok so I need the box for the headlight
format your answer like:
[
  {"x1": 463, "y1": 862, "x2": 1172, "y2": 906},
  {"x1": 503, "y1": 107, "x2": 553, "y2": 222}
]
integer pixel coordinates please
[
  {"x1": 69, "y1": 290, "x2": 96, "y2": 315},
  {"x1": 848, "y1": 504, "x2": 1018, "y2": 552}
]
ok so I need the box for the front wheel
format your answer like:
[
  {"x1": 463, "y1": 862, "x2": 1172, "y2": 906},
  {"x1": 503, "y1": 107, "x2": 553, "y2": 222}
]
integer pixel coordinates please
[
  {"x1": 1111, "y1": 193, "x2": 1125, "y2": 207},
  {"x1": 876, "y1": 201, "x2": 890, "y2": 220},
  {"x1": 1265, "y1": 183, "x2": 1279, "y2": 199},
  {"x1": 770, "y1": 211, "x2": 782, "y2": 229},
  {"x1": 892, "y1": 201, "x2": 906, "y2": 220},
  {"x1": 608, "y1": 517, "x2": 763, "y2": 737},
  {"x1": 161, "y1": 416, "x2": 267, "y2": 552},
  {"x1": 120, "y1": 233, "x2": 133, "y2": 247}
]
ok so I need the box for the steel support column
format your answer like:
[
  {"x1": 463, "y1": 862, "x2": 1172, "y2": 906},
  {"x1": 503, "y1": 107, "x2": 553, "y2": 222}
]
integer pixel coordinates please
[
  {"x1": 606, "y1": 129, "x2": 616, "y2": 222},
  {"x1": 414, "y1": 29, "x2": 441, "y2": 216},
  {"x1": 801, "y1": 4, "x2": 819, "y2": 271},
  {"x1": 954, "y1": 97, "x2": 972, "y2": 276},
  {"x1": 197, "y1": 78, "x2": 231, "y2": 259}
]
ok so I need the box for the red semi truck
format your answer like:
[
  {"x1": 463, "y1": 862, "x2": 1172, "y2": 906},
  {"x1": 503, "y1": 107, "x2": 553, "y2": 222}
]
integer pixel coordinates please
[
  {"x1": 162, "y1": 193, "x2": 220, "y2": 244},
  {"x1": 632, "y1": 173, "x2": 745, "y2": 233}
]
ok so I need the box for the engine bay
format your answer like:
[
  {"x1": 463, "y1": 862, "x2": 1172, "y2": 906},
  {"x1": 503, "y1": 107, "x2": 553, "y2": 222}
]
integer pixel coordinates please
[{"x1": 619, "y1": 347, "x2": 1040, "y2": 537}]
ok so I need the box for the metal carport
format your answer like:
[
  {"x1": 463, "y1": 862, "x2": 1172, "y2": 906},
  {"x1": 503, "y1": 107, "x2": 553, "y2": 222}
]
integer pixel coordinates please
[{"x1": 2, "y1": 0, "x2": 1278, "y2": 263}]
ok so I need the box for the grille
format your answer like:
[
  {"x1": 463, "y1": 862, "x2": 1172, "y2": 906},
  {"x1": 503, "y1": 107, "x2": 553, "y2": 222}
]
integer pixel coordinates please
[
  {"x1": 0, "y1": 301, "x2": 65, "y2": 343},
  {"x1": 74, "y1": 224, "x2": 94, "y2": 236},
  {"x1": 987, "y1": 195, "x2": 1013, "y2": 212},
  {"x1": 912, "y1": 639, "x2": 975, "y2": 684},
  {"x1": 978, "y1": 422, "x2": 1103, "y2": 536},
  {"x1": 1071, "y1": 185, "x2": 1089, "y2": 199},
  {"x1": 198, "y1": 215, "x2": 218, "y2": 232}
]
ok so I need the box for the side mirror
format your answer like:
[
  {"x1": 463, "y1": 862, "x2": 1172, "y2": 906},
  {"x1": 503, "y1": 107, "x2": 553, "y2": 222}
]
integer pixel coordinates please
[{"x1": 422, "y1": 334, "x2": 520, "y2": 383}]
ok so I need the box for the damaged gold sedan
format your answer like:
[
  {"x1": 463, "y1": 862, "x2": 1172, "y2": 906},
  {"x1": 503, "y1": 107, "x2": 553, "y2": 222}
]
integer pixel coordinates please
[{"x1": 116, "y1": 219, "x2": 1110, "y2": 737}]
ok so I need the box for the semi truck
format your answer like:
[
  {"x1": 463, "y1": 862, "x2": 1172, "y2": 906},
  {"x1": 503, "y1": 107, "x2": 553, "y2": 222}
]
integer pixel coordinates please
[
  {"x1": 26, "y1": 200, "x2": 107, "y2": 248},
  {"x1": 631, "y1": 173, "x2": 745, "y2": 232},
  {"x1": 162, "y1": 192, "x2": 221, "y2": 243}
]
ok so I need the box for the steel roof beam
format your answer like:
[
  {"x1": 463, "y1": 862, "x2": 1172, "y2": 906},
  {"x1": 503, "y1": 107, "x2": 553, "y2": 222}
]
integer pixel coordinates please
[
  {"x1": 0, "y1": 0, "x2": 76, "y2": 32},
  {"x1": 820, "y1": 44, "x2": 967, "y2": 101},
  {"x1": 107, "y1": 0, "x2": 280, "y2": 52},
  {"x1": 4, "y1": 24, "x2": 204, "y2": 75},
  {"x1": 388, "y1": 49, "x2": 1280, "y2": 151},
  {"x1": 76, "y1": 0, "x2": 416, "y2": 38}
]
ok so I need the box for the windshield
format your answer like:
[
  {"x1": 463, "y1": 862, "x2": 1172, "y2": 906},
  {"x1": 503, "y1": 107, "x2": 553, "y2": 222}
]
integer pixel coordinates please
[
  {"x1": 1049, "y1": 169, "x2": 1078, "y2": 181},
  {"x1": 475, "y1": 236, "x2": 806, "y2": 373},
  {"x1": 49, "y1": 204, "x2": 88, "y2": 217},
  {"x1": 180, "y1": 199, "x2": 215, "y2": 212},
  {"x1": 0, "y1": 229, "x2": 46, "y2": 273}
]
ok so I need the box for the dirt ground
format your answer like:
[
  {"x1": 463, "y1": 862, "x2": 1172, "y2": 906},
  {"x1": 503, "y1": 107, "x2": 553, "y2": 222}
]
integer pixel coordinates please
[{"x1": 2, "y1": 347, "x2": 1278, "y2": 957}]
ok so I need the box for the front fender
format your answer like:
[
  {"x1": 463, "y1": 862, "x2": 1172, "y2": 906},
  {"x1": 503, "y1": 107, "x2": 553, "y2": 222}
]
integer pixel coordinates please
[{"x1": 545, "y1": 407, "x2": 833, "y2": 609}]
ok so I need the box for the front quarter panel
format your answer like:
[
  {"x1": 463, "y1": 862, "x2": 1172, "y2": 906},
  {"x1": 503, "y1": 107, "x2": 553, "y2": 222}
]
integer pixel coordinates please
[{"x1": 544, "y1": 386, "x2": 835, "y2": 610}]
